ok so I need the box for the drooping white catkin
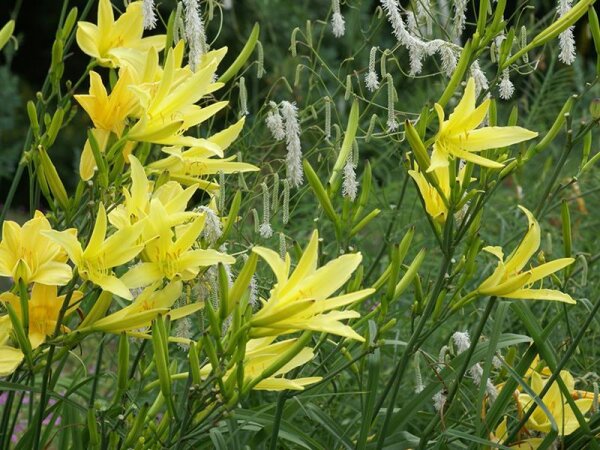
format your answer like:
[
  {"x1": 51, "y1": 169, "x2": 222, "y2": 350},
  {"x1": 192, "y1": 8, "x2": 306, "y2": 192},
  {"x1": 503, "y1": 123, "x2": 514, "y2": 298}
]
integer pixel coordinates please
[
  {"x1": 519, "y1": 26, "x2": 529, "y2": 63},
  {"x1": 406, "y1": 11, "x2": 419, "y2": 35},
  {"x1": 239, "y1": 77, "x2": 249, "y2": 115},
  {"x1": 344, "y1": 74, "x2": 353, "y2": 100},
  {"x1": 223, "y1": 0, "x2": 233, "y2": 9},
  {"x1": 414, "y1": 353, "x2": 424, "y2": 393},
  {"x1": 452, "y1": 0, "x2": 467, "y2": 39},
  {"x1": 251, "y1": 208, "x2": 260, "y2": 233},
  {"x1": 470, "y1": 60, "x2": 489, "y2": 95},
  {"x1": 492, "y1": 355, "x2": 502, "y2": 369},
  {"x1": 259, "y1": 182, "x2": 273, "y2": 238},
  {"x1": 271, "y1": 173, "x2": 280, "y2": 212},
  {"x1": 280, "y1": 101, "x2": 304, "y2": 187},
  {"x1": 183, "y1": 0, "x2": 208, "y2": 71},
  {"x1": 331, "y1": 0, "x2": 346, "y2": 38},
  {"x1": 324, "y1": 97, "x2": 332, "y2": 139},
  {"x1": 143, "y1": 0, "x2": 158, "y2": 30},
  {"x1": 256, "y1": 40, "x2": 265, "y2": 78},
  {"x1": 499, "y1": 69, "x2": 515, "y2": 100},
  {"x1": 386, "y1": 74, "x2": 398, "y2": 131},
  {"x1": 279, "y1": 232, "x2": 286, "y2": 259},
  {"x1": 282, "y1": 179, "x2": 290, "y2": 224},
  {"x1": 173, "y1": 2, "x2": 185, "y2": 44},
  {"x1": 438, "y1": 345, "x2": 449, "y2": 364},
  {"x1": 365, "y1": 46, "x2": 380, "y2": 91},
  {"x1": 248, "y1": 275, "x2": 258, "y2": 308},
  {"x1": 380, "y1": 0, "x2": 409, "y2": 45},
  {"x1": 432, "y1": 391, "x2": 446, "y2": 412},
  {"x1": 174, "y1": 317, "x2": 192, "y2": 350},
  {"x1": 266, "y1": 102, "x2": 285, "y2": 141},
  {"x1": 196, "y1": 206, "x2": 223, "y2": 244},
  {"x1": 342, "y1": 154, "x2": 358, "y2": 201},
  {"x1": 416, "y1": 0, "x2": 433, "y2": 36},
  {"x1": 452, "y1": 331, "x2": 471, "y2": 354},
  {"x1": 486, "y1": 379, "x2": 498, "y2": 402},
  {"x1": 380, "y1": 0, "x2": 449, "y2": 77},
  {"x1": 438, "y1": 0, "x2": 450, "y2": 20},
  {"x1": 438, "y1": 44, "x2": 458, "y2": 77},
  {"x1": 352, "y1": 139, "x2": 359, "y2": 168},
  {"x1": 468, "y1": 363, "x2": 498, "y2": 401},
  {"x1": 408, "y1": 39, "x2": 426, "y2": 76},
  {"x1": 557, "y1": 0, "x2": 576, "y2": 65},
  {"x1": 469, "y1": 363, "x2": 484, "y2": 385}
]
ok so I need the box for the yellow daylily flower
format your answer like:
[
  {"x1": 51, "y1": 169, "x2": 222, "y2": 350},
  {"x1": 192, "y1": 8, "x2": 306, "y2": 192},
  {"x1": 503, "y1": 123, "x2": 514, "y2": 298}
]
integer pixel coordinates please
[
  {"x1": 81, "y1": 281, "x2": 199, "y2": 333},
  {"x1": 0, "y1": 316, "x2": 23, "y2": 376},
  {"x1": 148, "y1": 118, "x2": 259, "y2": 188},
  {"x1": 76, "y1": 0, "x2": 165, "y2": 67},
  {"x1": 477, "y1": 206, "x2": 575, "y2": 303},
  {"x1": 127, "y1": 47, "x2": 228, "y2": 147},
  {"x1": 121, "y1": 202, "x2": 235, "y2": 288},
  {"x1": 430, "y1": 78, "x2": 538, "y2": 172},
  {"x1": 489, "y1": 417, "x2": 543, "y2": 449},
  {"x1": 233, "y1": 338, "x2": 321, "y2": 391},
  {"x1": 0, "y1": 345, "x2": 23, "y2": 376},
  {"x1": 43, "y1": 203, "x2": 146, "y2": 300},
  {"x1": 408, "y1": 162, "x2": 471, "y2": 224},
  {"x1": 108, "y1": 155, "x2": 198, "y2": 233},
  {"x1": 0, "y1": 284, "x2": 82, "y2": 349},
  {"x1": 75, "y1": 69, "x2": 138, "y2": 137},
  {"x1": 0, "y1": 211, "x2": 72, "y2": 286},
  {"x1": 197, "y1": 337, "x2": 321, "y2": 391},
  {"x1": 251, "y1": 230, "x2": 374, "y2": 341},
  {"x1": 519, "y1": 370, "x2": 593, "y2": 436}
]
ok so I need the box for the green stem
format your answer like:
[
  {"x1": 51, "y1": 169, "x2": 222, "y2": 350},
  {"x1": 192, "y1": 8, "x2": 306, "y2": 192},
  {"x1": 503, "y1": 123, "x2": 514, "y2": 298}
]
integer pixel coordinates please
[
  {"x1": 268, "y1": 392, "x2": 288, "y2": 450},
  {"x1": 374, "y1": 252, "x2": 453, "y2": 450},
  {"x1": 417, "y1": 297, "x2": 497, "y2": 448}
]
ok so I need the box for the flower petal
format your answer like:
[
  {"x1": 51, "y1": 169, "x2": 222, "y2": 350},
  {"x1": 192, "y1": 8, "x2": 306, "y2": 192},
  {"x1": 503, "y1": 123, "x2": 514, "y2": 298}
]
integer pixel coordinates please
[
  {"x1": 455, "y1": 126, "x2": 538, "y2": 152},
  {"x1": 502, "y1": 288, "x2": 575, "y2": 304}
]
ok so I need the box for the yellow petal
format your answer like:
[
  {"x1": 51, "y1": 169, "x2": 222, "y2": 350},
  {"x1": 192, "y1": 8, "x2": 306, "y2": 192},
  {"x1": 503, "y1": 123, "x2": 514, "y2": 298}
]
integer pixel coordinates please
[
  {"x1": 456, "y1": 126, "x2": 538, "y2": 152},
  {"x1": 169, "y1": 303, "x2": 204, "y2": 321},
  {"x1": 209, "y1": 117, "x2": 245, "y2": 149},
  {"x1": 479, "y1": 271, "x2": 531, "y2": 296},
  {"x1": 427, "y1": 143, "x2": 449, "y2": 172},
  {"x1": 32, "y1": 261, "x2": 72, "y2": 286},
  {"x1": 173, "y1": 214, "x2": 206, "y2": 253},
  {"x1": 253, "y1": 246, "x2": 290, "y2": 285},
  {"x1": 447, "y1": 77, "x2": 477, "y2": 126},
  {"x1": 315, "y1": 288, "x2": 374, "y2": 314},
  {"x1": 287, "y1": 253, "x2": 363, "y2": 302},
  {"x1": 527, "y1": 258, "x2": 574, "y2": 284},
  {"x1": 504, "y1": 206, "x2": 541, "y2": 274},
  {"x1": 0, "y1": 346, "x2": 24, "y2": 376},
  {"x1": 76, "y1": 22, "x2": 100, "y2": 59},
  {"x1": 502, "y1": 288, "x2": 575, "y2": 304},
  {"x1": 92, "y1": 274, "x2": 132, "y2": 300},
  {"x1": 122, "y1": 263, "x2": 163, "y2": 288},
  {"x1": 86, "y1": 203, "x2": 108, "y2": 257},
  {"x1": 482, "y1": 246, "x2": 504, "y2": 261},
  {"x1": 450, "y1": 147, "x2": 505, "y2": 169},
  {"x1": 285, "y1": 230, "x2": 319, "y2": 293},
  {"x1": 455, "y1": 98, "x2": 490, "y2": 133},
  {"x1": 42, "y1": 229, "x2": 83, "y2": 266}
]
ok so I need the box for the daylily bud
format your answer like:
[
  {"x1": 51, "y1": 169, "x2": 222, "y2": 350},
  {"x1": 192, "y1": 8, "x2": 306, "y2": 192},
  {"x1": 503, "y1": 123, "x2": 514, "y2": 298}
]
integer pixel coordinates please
[{"x1": 590, "y1": 98, "x2": 600, "y2": 120}]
